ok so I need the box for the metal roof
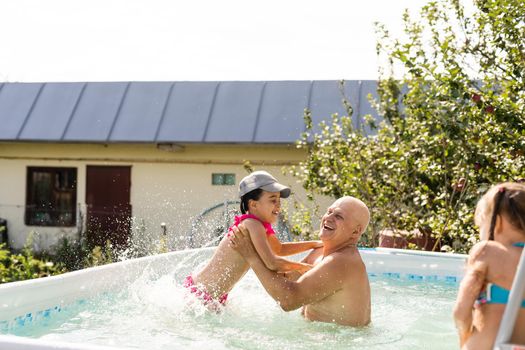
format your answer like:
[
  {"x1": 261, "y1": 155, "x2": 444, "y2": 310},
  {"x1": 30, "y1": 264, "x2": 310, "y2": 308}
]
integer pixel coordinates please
[{"x1": 0, "y1": 81, "x2": 382, "y2": 144}]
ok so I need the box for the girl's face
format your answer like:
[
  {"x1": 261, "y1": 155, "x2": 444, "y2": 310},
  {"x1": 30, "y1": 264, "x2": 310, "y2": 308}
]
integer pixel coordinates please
[{"x1": 249, "y1": 191, "x2": 281, "y2": 223}]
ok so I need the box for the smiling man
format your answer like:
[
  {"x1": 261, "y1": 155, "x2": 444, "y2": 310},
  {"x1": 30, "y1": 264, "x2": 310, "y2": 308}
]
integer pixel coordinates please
[{"x1": 230, "y1": 196, "x2": 371, "y2": 326}]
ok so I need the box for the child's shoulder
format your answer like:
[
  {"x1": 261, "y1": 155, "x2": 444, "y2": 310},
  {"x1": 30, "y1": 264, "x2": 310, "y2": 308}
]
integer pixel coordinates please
[
  {"x1": 237, "y1": 216, "x2": 265, "y2": 229},
  {"x1": 241, "y1": 217, "x2": 265, "y2": 228},
  {"x1": 234, "y1": 214, "x2": 260, "y2": 225},
  {"x1": 234, "y1": 214, "x2": 273, "y2": 235},
  {"x1": 468, "y1": 240, "x2": 504, "y2": 264}
]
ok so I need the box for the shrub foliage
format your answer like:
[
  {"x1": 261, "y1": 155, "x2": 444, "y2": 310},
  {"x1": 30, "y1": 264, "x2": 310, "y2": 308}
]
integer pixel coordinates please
[
  {"x1": 0, "y1": 243, "x2": 65, "y2": 283},
  {"x1": 290, "y1": 0, "x2": 525, "y2": 252}
]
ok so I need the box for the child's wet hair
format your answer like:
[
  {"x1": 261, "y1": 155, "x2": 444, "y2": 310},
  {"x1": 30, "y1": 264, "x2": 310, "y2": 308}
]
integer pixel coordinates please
[
  {"x1": 240, "y1": 188, "x2": 264, "y2": 214},
  {"x1": 476, "y1": 182, "x2": 525, "y2": 239}
]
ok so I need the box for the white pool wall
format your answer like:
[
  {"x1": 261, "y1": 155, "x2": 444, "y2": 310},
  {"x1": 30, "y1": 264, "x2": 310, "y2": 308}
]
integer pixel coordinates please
[
  {"x1": 0, "y1": 247, "x2": 214, "y2": 322},
  {"x1": 0, "y1": 247, "x2": 467, "y2": 350},
  {"x1": 362, "y1": 247, "x2": 466, "y2": 281},
  {"x1": 0, "y1": 335, "x2": 135, "y2": 350}
]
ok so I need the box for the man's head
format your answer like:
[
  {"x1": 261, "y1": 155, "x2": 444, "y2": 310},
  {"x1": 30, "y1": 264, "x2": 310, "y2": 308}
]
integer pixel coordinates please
[{"x1": 319, "y1": 196, "x2": 370, "y2": 245}]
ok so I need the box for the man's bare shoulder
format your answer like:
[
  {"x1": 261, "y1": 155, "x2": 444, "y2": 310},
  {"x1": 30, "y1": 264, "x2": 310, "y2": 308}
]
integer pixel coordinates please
[
  {"x1": 328, "y1": 246, "x2": 363, "y2": 260},
  {"x1": 302, "y1": 247, "x2": 323, "y2": 264},
  {"x1": 325, "y1": 248, "x2": 366, "y2": 274},
  {"x1": 317, "y1": 247, "x2": 364, "y2": 268},
  {"x1": 303, "y1": 247, "x2": 365, "y2": 273}
]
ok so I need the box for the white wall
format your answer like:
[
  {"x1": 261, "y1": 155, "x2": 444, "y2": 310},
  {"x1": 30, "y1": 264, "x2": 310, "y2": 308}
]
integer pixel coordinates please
[{"x1": 0, "y1": 143, "x2": 331, "y2": 251}]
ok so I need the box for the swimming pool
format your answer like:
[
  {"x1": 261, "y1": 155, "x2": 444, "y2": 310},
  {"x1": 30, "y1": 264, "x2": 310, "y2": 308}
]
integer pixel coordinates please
[{"x1": 0, "y1": 247, "x2": 466, "y2": 349}]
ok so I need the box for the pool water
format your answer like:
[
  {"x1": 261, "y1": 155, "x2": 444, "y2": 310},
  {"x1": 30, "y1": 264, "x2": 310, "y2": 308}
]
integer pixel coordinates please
[{"x1": 2, "y1": 268, "x2": 459, "y2": 349}]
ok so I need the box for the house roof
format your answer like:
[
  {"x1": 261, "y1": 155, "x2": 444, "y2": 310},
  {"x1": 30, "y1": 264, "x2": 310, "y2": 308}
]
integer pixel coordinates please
[{"x1": 0, "y1": 81, "x2": 382, "y2": 144}]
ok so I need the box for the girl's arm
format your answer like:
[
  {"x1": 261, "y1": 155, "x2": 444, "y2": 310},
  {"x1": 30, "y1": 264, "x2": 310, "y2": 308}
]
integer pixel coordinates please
[
  {"x1": 243, "y1": 220, "x2": 313, "y2": 273},
  {"x1": 453, "y1": 242, "x2": 488, "y2": 348},
  {"x1": 279, "y1": 247, "x2": 324, "y2": 281},
  {"x1": 272, "y1": 239, "x2": 323, "y2": 256}
]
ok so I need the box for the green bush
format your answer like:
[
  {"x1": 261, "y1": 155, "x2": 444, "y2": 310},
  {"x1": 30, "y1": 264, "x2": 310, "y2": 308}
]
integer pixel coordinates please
[
  {"x1": 50, "y1": 236, "x2": 89, "y2": 271},
  {"x1": 0, "y1": 236, "x2": 120, "y2": 284},
  {"x1": 289, "y1": 0, "x2": 525, "y2": 253},
  {"x1": 51, "y1": 237, "x2": 114, "y2": 271},
  {"x1": 0, "y1": 243, "x2": 65, "y2": 284}
]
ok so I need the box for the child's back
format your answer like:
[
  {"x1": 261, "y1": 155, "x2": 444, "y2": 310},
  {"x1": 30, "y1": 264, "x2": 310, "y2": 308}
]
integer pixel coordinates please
[
  {"x1": 192, "y1": 232, "x2": 250, "y2": 299},
  {"x1": 454, "y1": 182, "x2": 525, "y2": 349}
]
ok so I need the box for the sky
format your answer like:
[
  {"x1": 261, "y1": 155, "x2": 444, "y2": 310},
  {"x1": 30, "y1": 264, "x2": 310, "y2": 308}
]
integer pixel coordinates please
[{"x1": 0, "y1": 0, "x2": 430, "y2": 82}]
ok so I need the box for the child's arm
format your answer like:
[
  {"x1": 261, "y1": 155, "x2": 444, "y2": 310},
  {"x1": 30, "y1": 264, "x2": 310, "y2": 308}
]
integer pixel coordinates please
[
  {"x1": 270, "y1": 237, "x2": 323, "y2": 257},
  {"x1": 279, "y1": 247, "x2": 323, "y2": 280},
  {"x1": 453, "y1": 242, "x2": 488, "y2": 347},
  {"x1": 243, "y1": 220, "x2": 313, "y2": 274}
]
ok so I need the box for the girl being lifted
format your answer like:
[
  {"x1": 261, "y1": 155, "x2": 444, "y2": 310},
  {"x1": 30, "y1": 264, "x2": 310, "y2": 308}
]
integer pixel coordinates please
[{"x1": 184, "y1": 171, "x2": 322, "y2": 308}]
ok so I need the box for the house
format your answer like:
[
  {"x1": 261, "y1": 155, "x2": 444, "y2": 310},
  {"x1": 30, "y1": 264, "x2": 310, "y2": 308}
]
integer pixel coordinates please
[{"x1": 0, "y1": 80, "x2": 381, "y2": 252}]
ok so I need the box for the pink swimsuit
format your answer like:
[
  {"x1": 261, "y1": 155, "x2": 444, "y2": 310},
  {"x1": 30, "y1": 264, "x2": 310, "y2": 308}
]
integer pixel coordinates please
[
  {"x1": 184, "y1": 214, "x2": 275, "y2": 306},
  {"x1": 228, "y1": 213, "x2": 275, "y2": 236},
  {"x1": 183, "y1": 275, "x2": 228, "y2": 306}
]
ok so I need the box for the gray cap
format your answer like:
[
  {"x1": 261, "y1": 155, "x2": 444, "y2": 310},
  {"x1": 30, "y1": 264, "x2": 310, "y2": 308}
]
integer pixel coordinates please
[{"x1": 239, "y1": 171, "x2": 291, "y2": 198}]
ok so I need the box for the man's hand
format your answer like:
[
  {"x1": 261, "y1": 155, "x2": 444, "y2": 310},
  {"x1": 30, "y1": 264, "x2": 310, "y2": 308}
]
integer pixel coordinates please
[
  {"x1": 229, "y1": 224, "x2": 257, "y2": 259},
  {"x1": 295, "y1": 262, "x2": 314, "y2": 274},
  {"x1": 278, "y1": 270, "x2": 302, "y2": 281}
]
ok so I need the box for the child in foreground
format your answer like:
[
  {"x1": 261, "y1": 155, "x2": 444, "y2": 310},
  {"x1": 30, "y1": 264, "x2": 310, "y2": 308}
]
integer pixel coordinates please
[
  {"x1": 184, "y1": 170, "x2": 322, "y2": 307},
  {"x1": 453, "y1": 181, "x2": 525, "y2": 349}
]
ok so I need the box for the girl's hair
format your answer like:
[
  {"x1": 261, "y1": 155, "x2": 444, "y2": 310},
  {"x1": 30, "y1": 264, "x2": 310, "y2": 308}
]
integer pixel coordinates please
[
  {"x1": 475, "y1": 182, "x2": 525, "y2": 240},
  {"x1": 240, "y1": 188, "x2": 264, "y2": 214}
]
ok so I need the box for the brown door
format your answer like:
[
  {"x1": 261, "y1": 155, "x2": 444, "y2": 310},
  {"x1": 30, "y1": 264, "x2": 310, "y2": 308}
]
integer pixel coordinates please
[{"x1": 86, "y1": 165, "x2": 131, "y2": 249}]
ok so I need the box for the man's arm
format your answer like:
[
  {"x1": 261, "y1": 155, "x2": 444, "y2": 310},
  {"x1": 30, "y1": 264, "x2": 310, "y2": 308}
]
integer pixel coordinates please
[{"x1": 230, "y1": 225, "x2": 348, "y2": 311}]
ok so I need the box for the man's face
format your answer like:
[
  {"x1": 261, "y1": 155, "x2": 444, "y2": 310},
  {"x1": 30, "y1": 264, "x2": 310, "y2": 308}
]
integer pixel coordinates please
[{"x1": 319, "y1": 199, "x2": 352, "y2": 241}]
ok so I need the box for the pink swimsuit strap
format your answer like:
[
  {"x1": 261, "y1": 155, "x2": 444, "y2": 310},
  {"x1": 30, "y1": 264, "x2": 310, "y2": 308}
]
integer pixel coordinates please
[{"x1": 230, "y1": 214, "x2": 275, "y2": 236}]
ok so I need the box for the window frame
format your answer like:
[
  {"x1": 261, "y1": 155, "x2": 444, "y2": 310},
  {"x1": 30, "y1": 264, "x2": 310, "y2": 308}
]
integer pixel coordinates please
[
  {"x1": 211, "y1": 173, "x2": 236, "y2": 186},
  {"x1": 25, "y1": 166, "x2": 78, "y2": 227}
]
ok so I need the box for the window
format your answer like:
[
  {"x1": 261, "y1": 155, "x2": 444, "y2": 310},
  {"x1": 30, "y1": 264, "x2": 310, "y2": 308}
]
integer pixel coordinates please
[
  {"x1": 212, "y1": 173, "x2": 235, "y2": 186},
  {"x1": 25, "y1": 167, "x2": 77, "y2": 226}
]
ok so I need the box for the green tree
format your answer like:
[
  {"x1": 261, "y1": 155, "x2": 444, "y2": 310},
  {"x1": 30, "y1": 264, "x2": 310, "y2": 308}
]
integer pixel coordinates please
[{"x1": 290, "y1": 0, "x2": 525, "y2": 252}]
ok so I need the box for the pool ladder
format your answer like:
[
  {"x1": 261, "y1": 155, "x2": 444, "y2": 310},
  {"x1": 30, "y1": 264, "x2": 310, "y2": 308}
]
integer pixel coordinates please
[{"x1": 493, "y1": 248, "x2": 525, "y2": 350}]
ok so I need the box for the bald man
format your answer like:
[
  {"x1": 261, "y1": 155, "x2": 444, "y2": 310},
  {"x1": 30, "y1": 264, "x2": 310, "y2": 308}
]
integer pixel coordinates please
[{"x1": 230, "y1": 196, "x2": 371, "y2": 326}]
